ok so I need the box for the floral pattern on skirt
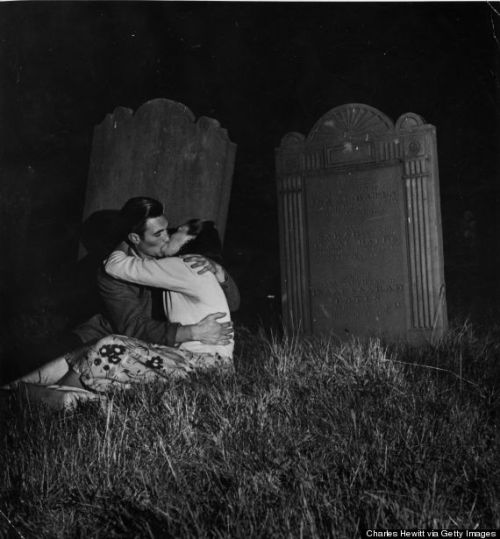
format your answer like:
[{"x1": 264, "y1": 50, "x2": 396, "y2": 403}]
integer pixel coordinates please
[{"x1": 69, "y1": 335, "x2": 233, "y2": 393}]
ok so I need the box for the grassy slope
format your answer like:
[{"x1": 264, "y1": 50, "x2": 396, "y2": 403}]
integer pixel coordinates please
[{"x1": 0, "y1": 323, "x2": 498, "y2": 538}]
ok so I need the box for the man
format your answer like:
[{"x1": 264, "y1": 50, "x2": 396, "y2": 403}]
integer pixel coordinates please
[
  {"x1": 72, "y1": 196, "x2": 239, "y2": 349},
  {"x1": 2, "y1": 196, "x2": 238, "y2": 401}
]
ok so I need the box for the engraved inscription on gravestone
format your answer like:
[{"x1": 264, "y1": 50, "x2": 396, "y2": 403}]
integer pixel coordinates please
[
  {"x1": 276, "y1": 104, "x2": 447, "y2": 343},
  {"x1": 306, "y1": 164, "x2": 410, "y2": 338}
]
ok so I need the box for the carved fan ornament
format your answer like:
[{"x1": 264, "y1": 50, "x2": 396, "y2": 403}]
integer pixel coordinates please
[{"x1": 307, "y1": 103, "x2": 394, "y2": 143}]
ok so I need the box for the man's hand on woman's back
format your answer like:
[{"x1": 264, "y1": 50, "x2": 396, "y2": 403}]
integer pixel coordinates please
[{"x1": 176, "y1": 312, "x2": 233, "y2": 346}]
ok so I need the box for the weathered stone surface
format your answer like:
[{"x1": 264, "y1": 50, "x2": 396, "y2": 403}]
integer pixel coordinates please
[
  {"x1": 276, "y1": 104, "x2": 447, "y2": 343},
  {"x1": 82, "y1": 98, "x2": 236, "y2": 247}
]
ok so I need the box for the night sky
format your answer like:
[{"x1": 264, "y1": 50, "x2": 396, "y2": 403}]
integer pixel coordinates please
[{"x1": 0, "y1": 1, "x2": 498, "y2": 346}]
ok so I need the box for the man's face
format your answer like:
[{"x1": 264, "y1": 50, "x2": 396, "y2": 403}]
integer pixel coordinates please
[{"x1": 131, "y1": 215, "x2": 170, "y2": 259}]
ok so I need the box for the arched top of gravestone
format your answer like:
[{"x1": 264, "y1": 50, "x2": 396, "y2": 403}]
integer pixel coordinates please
[
  {"x1": 133, "y1": 98, "x2": 196, "y2": 125},
  {"x1": 307, "y1": 103, "x2": 394, "y2": 142},
  {"x1": 395, "y1": 112, "x2": 427, "y2": 131},
  {"x1": 97, "y1": 98, "x2": 231, "y2": 141},
  {"x1": 98, "y1": 98, "x2": 195, "y2": 129}
]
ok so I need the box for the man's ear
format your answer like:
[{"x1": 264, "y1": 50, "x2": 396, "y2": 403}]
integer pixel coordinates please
[{"x1": 128, "y1": 232, "x2": 141, "y2": 246}]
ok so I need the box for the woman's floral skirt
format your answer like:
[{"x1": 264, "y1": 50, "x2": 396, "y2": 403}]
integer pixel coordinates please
[{"x1": 69, "y1": 334, "x2": 233, "y2": 393}]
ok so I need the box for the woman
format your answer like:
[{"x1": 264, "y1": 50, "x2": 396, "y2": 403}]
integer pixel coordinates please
[
  {"x1": 106, "y1": 219, "x2": 233, "y2": 361},
  {"x1": 3, "y1": 219, "x2": 234, "y2": 409}
]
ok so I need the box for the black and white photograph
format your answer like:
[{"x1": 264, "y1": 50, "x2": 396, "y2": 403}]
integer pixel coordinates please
[{"x1": 0, "y1": 2, "x2": 498, "y2": 536}]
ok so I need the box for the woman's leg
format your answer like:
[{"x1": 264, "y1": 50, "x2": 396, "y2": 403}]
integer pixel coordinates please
[
  {"x1": 56, "y1": 368, "x2": 85, "y2": 389},
  {"x1": 73, "y1": 335, "x2": 193, "y2": 393},
  {"x1": 2, "y1": 356, "x2": 70, "y2": 389},
  {"x1": 14, "y1": 382, "x2": 105, "y2": 411},
  {"x1": 2, "y1": 341, "x2": 92, "y2": 390}
]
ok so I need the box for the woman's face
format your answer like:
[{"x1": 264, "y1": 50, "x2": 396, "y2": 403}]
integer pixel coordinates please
[{"x1": 160, "y1": 225, "x2": 195, "y2": 257}]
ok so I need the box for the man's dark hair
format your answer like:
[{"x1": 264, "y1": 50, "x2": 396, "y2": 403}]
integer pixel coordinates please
[
  {"x1": 119, "y1": 197, "x2": 164, "y2": 237},
  {"x1": 177, "y1": 219, "x2": 223, "y2": 265}
]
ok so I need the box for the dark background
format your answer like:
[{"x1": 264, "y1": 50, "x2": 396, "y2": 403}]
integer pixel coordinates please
[{"x1": 0, "y1": 2, "x2": 498, "y2": 376}]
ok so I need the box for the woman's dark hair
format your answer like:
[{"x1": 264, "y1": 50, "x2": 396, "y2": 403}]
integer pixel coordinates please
[
  {"x1": 176, "y1": 219, "x2": 223, "y2": 265},
  {"x1": 119, "y1": 197, "x2": 164, "y2": 237}
]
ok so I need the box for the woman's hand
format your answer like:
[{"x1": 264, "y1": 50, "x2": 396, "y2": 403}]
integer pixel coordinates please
[{"x1": 181, "y1": 254, "x2": 227, "y2": 283}]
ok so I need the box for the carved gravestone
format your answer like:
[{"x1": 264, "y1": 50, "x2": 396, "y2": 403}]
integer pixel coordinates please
[
  {"x1": 276, "y1": 104, "x2": 447, "y2": 343},
  {"x1": 81, "y1": 98, "x2": 236, "y2": 247}
]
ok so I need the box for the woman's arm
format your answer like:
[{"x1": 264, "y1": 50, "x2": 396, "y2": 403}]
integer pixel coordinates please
[{"x1": 104, "y1": 251, "x2": 202, "y2": 296}]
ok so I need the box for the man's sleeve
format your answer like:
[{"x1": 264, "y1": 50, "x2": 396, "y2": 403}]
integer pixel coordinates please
[{"x1": 97, "y1": 268, "x2": 179, "y2": 346}]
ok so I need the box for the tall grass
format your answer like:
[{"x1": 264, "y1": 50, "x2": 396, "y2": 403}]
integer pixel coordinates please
[{"x1": 0, "y1": 322, "x2": 498, "y2": 538}]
